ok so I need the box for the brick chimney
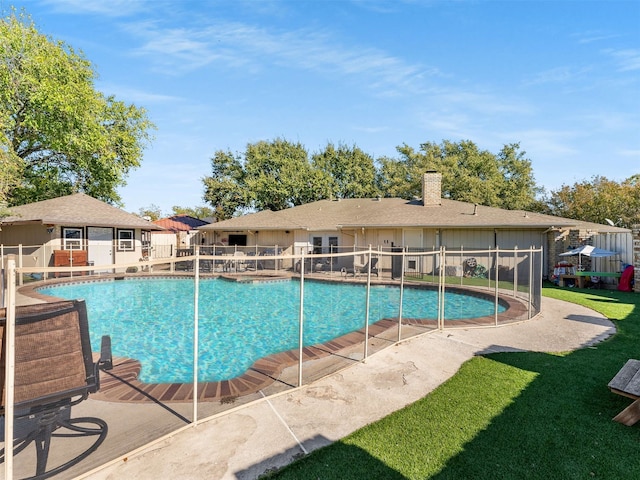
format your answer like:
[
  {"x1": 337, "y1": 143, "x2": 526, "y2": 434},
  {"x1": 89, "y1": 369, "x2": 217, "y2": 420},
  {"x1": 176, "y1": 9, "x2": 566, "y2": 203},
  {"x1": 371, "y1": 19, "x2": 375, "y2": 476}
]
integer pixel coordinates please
[{"x1": 422, "y1": 171, "x2": 442, "y2": 206}]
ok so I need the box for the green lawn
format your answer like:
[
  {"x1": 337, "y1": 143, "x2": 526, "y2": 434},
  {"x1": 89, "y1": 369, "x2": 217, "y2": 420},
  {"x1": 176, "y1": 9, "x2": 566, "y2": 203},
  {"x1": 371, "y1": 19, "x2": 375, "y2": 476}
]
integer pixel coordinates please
[
  {"x1": 407, "y1": 274, "x2": 529, "y2": 292},
  {"x1": 265, "y1": 285, "x2": 640, "y2": 479}
]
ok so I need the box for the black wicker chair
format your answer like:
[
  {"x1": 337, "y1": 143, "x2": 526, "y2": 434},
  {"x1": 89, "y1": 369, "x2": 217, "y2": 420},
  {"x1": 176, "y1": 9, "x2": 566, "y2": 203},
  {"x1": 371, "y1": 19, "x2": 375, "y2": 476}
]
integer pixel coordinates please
[{"x1": 1, "y1": 300, "x2": 112, "y2": 479}]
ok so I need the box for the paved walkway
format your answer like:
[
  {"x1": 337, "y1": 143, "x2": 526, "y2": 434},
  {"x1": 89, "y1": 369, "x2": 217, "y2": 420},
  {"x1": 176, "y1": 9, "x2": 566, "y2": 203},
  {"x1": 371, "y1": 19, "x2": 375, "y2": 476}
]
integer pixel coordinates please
[{"x1": 79, "y1": 296, "x2": 615, "y2": 480}]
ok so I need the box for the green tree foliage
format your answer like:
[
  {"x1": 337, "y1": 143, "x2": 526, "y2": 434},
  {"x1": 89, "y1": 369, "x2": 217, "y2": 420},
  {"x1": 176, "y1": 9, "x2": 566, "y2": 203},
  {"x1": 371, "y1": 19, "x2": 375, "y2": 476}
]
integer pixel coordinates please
[
  {"x1": 202, "y1": 150, "x2": 248, "y2": 220},
  {"x1": 244, "y1": 138, "x2": 328, "y2": 211},
  {"x1": 203, "y1": 138, "x2": 330, "y2": 218},
  {"x1": 312, "y1": 142, "x2": 379, "y2": 199},
  {"x1": 171, "y1": 205, "x2": 215, "y2": 220},
  {"x1": 203, "y1": 138, "x2": 540, "y2": 217},
  {"x1": 377, "y1": 140, "x2": 538, "y2": 210},
  {"x1": 137, "y1": 204, "x2": 163, "y2": 221},
  {"x1": 0, "y1": 10, "x2": 154, "y2": 206},
  {"x1": 0, "y1": 147, "x2": 20, "y2": 210},
  {"x1": 541, "y1": 175, "x2": 640, "y2": 228}
]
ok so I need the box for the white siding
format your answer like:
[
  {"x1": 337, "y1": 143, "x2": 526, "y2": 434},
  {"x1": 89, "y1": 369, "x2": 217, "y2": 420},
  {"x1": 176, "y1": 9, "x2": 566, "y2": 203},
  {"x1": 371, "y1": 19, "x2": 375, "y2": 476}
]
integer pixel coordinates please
[
  {"x1": 441, "y1": 229, "x2": 494, "y2": 249},
  {"x1": 496, "y1": 229, "x2": 545, "y2": 249},
  {"x1": 592, "y1": 232, "x2": 633, "y2": 271}
]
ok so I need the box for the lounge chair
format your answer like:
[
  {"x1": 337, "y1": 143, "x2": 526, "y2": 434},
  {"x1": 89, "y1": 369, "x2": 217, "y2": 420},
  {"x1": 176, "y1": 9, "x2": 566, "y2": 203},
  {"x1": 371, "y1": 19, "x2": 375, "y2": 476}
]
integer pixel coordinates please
[
  {"x1": 224, "y1": 251, "x2": 247, "y2": 273},
  {"x1": 341, "y1": 257, "x2": 379, "y2": 277},
  {"x1": 1, "y1": 300, "x2": 113, "y2": 479}
]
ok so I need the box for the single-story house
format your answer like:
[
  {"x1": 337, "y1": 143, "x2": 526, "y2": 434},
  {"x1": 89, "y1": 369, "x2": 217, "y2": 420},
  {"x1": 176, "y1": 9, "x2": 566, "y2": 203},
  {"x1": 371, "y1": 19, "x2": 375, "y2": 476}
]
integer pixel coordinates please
[
  {"x1": 0, "y1": 193, "x2": 162, "y2": 272},
  {"x1": 151, "y1": 215, "x2": 210, "y2": 258},
  {"x1": 198, "y1": 172, "x2": 632, "y2": 278}
]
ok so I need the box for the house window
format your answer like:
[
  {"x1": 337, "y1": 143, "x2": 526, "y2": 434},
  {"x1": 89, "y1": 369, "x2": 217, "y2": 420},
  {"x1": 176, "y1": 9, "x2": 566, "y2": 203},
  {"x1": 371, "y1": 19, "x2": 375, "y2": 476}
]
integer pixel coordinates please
[
  {"x1": 141, "y1": 230, "x2": 151, "y2": 258},
  {"x1": 62, "y1": 227, "x2": 83, "y2": 250},
  {"x1": 328, "y1": 237, "x2": 338, "y2": 254},
  {"x1": 117, "y1": 229, "x2": 135, "y2": 251},
  {"x1": 312, "y1": 237, "x2": 323, "y2": 255}
]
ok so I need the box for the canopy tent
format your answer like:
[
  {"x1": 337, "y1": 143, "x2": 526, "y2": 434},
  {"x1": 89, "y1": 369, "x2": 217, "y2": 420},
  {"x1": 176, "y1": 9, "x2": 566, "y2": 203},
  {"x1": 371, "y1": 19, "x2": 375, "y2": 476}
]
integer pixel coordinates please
[
  {"x1": 559, "y1": 245, "x2": 619, "y2": 270},
  {"x1": 559, "y1": 245, "x2": 618, "y2": 258}
]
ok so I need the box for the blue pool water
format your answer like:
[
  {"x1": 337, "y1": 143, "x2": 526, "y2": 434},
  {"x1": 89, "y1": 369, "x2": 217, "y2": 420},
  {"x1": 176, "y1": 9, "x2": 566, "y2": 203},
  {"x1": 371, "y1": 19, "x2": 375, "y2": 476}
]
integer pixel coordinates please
[{"x1": 39, "y1": 278, "x2": 503, "y2": 383}]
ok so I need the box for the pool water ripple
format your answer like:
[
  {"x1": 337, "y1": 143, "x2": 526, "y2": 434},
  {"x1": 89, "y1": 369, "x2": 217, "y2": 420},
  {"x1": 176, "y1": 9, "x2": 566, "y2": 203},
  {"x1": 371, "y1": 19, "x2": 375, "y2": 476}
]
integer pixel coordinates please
[{"x1": 39, "y1": 278, "x2": 503, "y2": 383}]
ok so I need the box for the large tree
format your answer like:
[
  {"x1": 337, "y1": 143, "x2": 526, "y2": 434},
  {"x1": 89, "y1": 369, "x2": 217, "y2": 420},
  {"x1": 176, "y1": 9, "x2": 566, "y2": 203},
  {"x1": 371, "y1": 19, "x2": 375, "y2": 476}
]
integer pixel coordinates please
[
  {"x1": 0, "y1": 11, "x2": 154, "y2": 207},
  {"x1": 312, "y1": 142, "x2": 379, "y2": 199},
  {"x1": 541, "y1": 175, "x2": 640, "y2": 228},
  {"x1": 377, "y1": 140, "x2": 538, "y2": 210},
  {"x1": 203, "y1": 138, "x2": 330, "y2": 217},
  {"x1": 244, "y1": 138, "x2": 328, "y2": 211},
  {"x1": 202, "y1": 150, "x2": 249, "y2": 220}
]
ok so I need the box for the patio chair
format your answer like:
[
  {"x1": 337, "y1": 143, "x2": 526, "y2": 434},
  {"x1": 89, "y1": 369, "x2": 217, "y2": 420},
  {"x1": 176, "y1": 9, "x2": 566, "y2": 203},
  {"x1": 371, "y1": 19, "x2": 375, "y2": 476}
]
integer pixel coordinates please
[
  {"x1": 224, "y1": 251, "x2": 247, "y2": 273},
  {"x1": 342, "y1": 257, "x2": 379, "y2": 277},
  {"x1": 1, "y1": 300, "x2": 113, "y2": 480}
]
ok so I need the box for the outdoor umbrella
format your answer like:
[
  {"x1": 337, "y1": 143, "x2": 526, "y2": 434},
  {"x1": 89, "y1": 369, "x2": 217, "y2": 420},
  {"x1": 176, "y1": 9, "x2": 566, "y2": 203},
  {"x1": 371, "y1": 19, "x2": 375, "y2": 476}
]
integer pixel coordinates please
[{"x1": 559, "y1": 245, "x2": 619, "y2": 269}]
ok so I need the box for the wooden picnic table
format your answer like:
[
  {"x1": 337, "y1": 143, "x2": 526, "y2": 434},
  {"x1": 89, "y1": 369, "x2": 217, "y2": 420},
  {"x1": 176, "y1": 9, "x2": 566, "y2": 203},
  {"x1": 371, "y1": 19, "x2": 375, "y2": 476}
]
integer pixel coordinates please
[{"x1": 608, "y1": 359, "x2": 640, "y2": 426}]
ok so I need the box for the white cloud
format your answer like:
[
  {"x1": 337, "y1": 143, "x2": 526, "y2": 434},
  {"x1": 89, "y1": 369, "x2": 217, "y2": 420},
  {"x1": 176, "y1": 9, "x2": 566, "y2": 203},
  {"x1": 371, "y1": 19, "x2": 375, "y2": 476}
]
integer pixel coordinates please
[
  {"x1": 38, "y1": 0, "x2": 144, "y2": 17},
  {"x1": 124, "y1": 20, "x2": 435, "y2": 95},
  {"x1": 97, "y1": 83, "x2": 183, "y2": 104},
  {"x1": 435, "y1": 89, "x2": 533, "y2": 116},
  {"x1": 506, "y1": 129, "x2": 580, "y2": 157},
  {"x1": 352, "y1": 125, "x2": 390, "y2": 134},
  {"x1": 523, "y1": 66, "x2": 595, "y2": 87},
  {"x1": 573, "y1": 30, "x2": 621, "y2": 45},
  {"x1": 617, "y1": 149, "x2": 640, "y2": 157},
  {"x1": 605, "y1": 48, "x2": 640, "y2": 72}
]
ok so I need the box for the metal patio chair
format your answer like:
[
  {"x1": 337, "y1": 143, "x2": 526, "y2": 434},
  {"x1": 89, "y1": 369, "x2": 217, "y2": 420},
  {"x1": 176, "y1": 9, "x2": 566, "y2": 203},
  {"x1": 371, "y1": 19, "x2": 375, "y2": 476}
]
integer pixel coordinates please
[{"x1": 1, "y1": 300, "x2": 113, "y2": 480}]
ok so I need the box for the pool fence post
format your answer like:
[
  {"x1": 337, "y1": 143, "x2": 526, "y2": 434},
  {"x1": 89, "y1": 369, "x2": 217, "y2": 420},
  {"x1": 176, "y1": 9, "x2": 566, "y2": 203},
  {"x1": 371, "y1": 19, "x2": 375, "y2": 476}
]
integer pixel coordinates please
[
  {"x1": 438, "y1": 247, "x2": 445, "y2": 331},
  {"x1": 397, "y1": 247, "x2": 406, "y2": 342},
  {"x1": 18, "y1": 244, "x2": 24, "y2": 285},
  {"x1": 495, "y1": 246, "x2": 499, "y2": 326},
  {"x1": 298, "y1": 250, "x2": 305, "y2": 387},
  {"x1": 513, "y1": 246, "x2": 519, "y2": 298},
  {"x1": 4, "y1": 256, "x2": 17, "y2": 480},
  {"x1": 193, "y1": 248, "x2": 200, "y2": 424},
  {"x1": 538, "y1": 247, "x2": 542, "y2": 315},
  {"x1": 330, "y1": 245, "x2": 333, "y2": 276},
  {"x1": 363, "y1": 246, "x2": 372, "y2": 361},
  {"x1": 528, "y1": 246, "x2": 534, "y2": 319}
]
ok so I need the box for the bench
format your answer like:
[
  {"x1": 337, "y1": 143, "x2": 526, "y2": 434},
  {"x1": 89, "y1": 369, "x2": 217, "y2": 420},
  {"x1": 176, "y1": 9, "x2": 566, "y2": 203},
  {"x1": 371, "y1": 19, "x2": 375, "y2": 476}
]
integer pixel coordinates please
[{"x1": 608, "y1": 359, "x2": 640, "y2": 426}]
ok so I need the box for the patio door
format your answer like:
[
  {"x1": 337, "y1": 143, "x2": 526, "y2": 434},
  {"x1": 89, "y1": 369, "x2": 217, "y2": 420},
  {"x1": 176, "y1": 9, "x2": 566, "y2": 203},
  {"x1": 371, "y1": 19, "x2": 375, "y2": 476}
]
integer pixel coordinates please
[
  {"x1": 403, "y1": 229, "x2": 424, "y2": 275},
  {"x1": 88, "y1": 227, "x2": 113, "y2": 271}
]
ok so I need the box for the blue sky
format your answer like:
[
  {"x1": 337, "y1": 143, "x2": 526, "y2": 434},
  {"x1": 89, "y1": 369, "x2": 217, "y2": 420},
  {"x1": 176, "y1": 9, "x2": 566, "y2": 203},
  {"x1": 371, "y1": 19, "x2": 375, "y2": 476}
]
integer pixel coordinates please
[{"x1": 9, "y1": 0, "x2": 640, "y2": 215}]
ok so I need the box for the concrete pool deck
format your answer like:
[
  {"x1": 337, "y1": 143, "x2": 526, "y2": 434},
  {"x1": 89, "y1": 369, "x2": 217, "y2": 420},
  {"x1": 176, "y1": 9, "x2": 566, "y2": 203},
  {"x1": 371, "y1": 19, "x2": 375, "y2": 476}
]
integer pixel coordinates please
[{"x1": 71, "y1": 295, "x2": 615, "y2": 480}]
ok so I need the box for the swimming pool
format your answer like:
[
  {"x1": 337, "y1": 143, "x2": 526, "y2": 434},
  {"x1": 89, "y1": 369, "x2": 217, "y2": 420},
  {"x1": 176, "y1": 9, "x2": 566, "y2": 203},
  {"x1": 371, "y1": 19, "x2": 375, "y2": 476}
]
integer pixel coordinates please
[{"x1": 39, "y1": 278, "x2": 504, "y2": 383}]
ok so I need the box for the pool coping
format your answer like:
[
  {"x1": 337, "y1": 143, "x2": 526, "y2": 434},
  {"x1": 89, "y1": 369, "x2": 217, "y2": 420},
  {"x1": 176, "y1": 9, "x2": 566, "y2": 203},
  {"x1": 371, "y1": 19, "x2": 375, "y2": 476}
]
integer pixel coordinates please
[{"x1": 17, "y1": 274, "x2": 530, "y2": 404}]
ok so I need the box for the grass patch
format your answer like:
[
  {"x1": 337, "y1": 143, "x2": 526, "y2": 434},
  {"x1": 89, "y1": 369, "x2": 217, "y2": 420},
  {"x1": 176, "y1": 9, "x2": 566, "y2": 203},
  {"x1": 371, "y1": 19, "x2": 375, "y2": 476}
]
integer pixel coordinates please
[
  {"x1": 408, "y1": 274, "x2": 528, "y2": 292},
  {"x1": 265, "y1": 287, "x2": 640, "y2": 479}
]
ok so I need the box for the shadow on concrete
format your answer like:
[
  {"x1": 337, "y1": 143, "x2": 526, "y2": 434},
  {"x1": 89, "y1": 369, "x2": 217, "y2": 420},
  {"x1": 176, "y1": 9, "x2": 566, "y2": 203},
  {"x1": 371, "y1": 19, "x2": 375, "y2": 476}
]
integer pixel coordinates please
[
  {"x1": 235, "y1": 434, "x2": 406, "y2": 480},
  {"x1": 565, "y1": 313, "x2": 616, "y2": 328}
]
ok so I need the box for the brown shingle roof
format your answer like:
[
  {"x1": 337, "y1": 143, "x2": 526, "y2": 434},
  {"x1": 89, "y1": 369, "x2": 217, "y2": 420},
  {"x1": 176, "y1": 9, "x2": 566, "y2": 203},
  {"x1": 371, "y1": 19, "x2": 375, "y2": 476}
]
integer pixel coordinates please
[
  {"x1": 199, "y1": 197, "x2": 628, "y2": 233},
  {"x1": 1, "y1": 193, "x2": 162, "y2": 230}
]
